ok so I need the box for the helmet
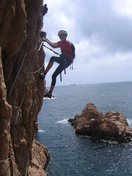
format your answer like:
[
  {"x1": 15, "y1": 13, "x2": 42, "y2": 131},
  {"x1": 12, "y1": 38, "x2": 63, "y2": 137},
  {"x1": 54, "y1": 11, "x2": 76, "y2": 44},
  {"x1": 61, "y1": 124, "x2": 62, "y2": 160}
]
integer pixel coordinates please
[{"x1": 58, "y1": 30, "x2": 68, "y2": 37}]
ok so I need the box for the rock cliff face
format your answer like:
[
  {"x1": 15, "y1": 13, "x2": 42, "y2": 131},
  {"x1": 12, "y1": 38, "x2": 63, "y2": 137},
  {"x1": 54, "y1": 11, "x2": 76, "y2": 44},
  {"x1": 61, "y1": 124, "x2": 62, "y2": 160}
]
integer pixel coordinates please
[
  {"x1": 69, "y1": 103, "x2": 132, "y2": 143},
  {"x1": 0, "y1": 1, "x2": 49, "y2": 176}
]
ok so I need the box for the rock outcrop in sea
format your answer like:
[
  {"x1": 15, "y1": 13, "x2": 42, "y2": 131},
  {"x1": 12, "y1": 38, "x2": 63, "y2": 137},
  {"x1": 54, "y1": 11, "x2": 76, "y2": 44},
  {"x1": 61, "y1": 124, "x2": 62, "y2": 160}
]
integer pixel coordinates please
[
  {"x1": 0, "y1": 1, "x2": 49, "y2": 175},
  {"x1": 69, "y1": 103, "x2": 132, "y2": 143}
]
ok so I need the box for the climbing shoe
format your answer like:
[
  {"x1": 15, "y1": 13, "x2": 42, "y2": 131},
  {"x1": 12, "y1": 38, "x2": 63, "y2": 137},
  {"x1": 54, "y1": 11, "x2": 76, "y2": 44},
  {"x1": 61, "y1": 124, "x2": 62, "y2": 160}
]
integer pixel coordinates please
[
  {"x1": 44, "y1": 91, "x2": 52, "y2": 98},
  {"x1": 39, "y1": 72, "x2": 45, "y2": 80}
]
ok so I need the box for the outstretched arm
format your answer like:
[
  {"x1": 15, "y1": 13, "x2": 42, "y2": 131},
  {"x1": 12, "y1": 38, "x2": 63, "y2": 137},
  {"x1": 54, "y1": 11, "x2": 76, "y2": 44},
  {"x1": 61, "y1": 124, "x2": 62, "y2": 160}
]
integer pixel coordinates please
[{"x1": 43, "y1": 37, "x2": 58, "y2": 48}]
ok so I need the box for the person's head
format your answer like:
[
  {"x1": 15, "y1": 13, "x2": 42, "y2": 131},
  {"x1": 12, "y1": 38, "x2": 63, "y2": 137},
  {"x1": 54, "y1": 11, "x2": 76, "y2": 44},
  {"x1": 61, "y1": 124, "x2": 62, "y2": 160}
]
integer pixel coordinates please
[{"x1": 58, "y1": 30, "x2": 68, "y2": 40}]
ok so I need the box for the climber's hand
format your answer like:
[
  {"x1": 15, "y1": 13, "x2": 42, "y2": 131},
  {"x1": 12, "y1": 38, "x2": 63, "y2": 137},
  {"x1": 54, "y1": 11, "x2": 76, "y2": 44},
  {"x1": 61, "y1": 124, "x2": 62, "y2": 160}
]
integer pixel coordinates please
[{"x1": 42, "y1": 37, "x2": 47, "y2": 42}]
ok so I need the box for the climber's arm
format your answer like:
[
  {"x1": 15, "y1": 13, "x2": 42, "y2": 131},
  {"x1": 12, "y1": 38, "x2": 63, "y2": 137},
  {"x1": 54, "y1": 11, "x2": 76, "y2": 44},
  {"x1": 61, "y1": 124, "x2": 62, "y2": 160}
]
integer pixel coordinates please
[{"x1": 43, "y1": 37, "x2": 58, "y2": 48}]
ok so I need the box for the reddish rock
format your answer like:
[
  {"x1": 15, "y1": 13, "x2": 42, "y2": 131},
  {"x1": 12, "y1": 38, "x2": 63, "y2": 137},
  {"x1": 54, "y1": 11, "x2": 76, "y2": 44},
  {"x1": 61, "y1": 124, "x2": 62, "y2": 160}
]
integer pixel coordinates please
[
  {"x1": 69, "y1": 103, "x2": 132, "y2": 143},
  {"x1": 0, "y1": 1, "x2": 49, "y2": 176},
  {"x1": 0, "y1": 47, "x2": 12, "y2": 176},
  {"x1": 28, "y1": 140, "x2": 50, "y2": 176}
]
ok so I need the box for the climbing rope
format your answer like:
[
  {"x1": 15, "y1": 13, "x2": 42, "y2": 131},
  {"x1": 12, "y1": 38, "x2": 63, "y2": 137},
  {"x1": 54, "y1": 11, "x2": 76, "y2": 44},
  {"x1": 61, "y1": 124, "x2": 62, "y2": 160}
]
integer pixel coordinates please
[
  {"x1": 14, "y1": 91, "x2": 26, "y2": 126},
  {"x1": 43, "y1": 44, "x2": 60, "y2": 56},
  {"x1": 22, "y1": 62, "x2": 44, "y2": 75},
  {"x1": 2, "y1": 45, "x2": 45, "y2": 164},
  {"x1": 8, "y1": 53, "x2": 28, "y2": 97},
  {"x1": 8, "y1": 50, "x2": 44, "y2": 97},
  {"x1": 38, "y1": 41, "x2": 43, "y2": 51}
]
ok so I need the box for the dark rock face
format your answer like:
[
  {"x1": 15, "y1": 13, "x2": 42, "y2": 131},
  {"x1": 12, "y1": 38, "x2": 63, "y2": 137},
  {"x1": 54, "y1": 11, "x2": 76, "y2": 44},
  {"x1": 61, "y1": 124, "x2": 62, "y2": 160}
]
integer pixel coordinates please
[
  {"x1": 69, "y1": 103, "x2": 132, "y2": 143},
  {"x1": 0, "y1": 1, "x2": 49, "y2": 175}
]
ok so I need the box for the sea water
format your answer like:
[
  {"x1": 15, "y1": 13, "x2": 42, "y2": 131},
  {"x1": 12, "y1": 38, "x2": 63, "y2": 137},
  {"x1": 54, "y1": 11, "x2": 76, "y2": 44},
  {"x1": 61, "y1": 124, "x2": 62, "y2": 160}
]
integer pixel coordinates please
[{"x1": 37, "y1": 82, "x2": 132, "y2": 176}]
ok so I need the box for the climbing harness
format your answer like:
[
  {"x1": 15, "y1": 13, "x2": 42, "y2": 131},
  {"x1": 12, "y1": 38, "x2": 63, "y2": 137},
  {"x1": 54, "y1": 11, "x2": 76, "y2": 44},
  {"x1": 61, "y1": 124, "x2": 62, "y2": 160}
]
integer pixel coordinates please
[
  {"x1": 42, "y1": 43, "x2": 63, "y2": 82},
  {"x1": 42, "y1": 43, "x2": 70, "y2": 82},
  {"x1": 38, "y1": 41, "x2": 61, "y2": 81}
]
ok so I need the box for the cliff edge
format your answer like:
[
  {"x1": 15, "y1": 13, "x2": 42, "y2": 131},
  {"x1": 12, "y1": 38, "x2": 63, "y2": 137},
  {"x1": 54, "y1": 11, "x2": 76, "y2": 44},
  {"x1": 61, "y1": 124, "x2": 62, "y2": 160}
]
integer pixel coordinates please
[{"x1": 0, "y1": 1, "x2": 49, "y2": 175}]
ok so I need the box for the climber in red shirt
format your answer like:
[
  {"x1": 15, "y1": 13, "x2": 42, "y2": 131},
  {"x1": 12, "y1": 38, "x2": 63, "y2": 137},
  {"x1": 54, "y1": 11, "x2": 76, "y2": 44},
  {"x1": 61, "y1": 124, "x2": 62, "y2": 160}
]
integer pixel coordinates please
[{"x1": 42, "y1": 30, "x2": 74, "y2": 98}]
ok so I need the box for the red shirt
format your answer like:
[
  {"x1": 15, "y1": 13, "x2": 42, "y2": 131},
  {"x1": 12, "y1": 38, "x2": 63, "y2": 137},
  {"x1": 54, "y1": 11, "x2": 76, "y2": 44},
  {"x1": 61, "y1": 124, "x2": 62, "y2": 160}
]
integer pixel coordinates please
[{"x1": 57, "y1": 40, "x2": 74, "y2": 61}]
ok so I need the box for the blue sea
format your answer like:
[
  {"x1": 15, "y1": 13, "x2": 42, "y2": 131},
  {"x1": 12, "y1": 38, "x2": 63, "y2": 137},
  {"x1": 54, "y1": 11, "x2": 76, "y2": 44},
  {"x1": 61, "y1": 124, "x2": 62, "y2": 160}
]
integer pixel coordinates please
[{"x1": 37, "y1": 82, "x2": 132, "y2": 176}]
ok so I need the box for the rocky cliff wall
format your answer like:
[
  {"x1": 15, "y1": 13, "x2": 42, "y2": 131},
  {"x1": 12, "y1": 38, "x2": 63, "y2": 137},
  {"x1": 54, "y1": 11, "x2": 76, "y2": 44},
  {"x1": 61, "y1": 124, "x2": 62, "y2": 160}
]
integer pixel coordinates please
[{"x1": 0, "y1": 1, "x2": 49, "y2": 176}]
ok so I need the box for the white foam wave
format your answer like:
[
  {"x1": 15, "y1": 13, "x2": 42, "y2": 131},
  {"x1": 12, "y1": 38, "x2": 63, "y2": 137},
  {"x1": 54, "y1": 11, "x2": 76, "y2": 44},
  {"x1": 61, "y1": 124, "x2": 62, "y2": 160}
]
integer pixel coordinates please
[
  {"x1": 56, "y1": 118, "x2": 69, "y2": 124},
  {"x1": 101, "y1": 139, "x2": 118, "y2": 144},
  {"x1": 38, "y1": 129, "x2": 45, "y2": 133},
  {"x1": 43, "y1": 96, "x2": 56, "y2": 100}
]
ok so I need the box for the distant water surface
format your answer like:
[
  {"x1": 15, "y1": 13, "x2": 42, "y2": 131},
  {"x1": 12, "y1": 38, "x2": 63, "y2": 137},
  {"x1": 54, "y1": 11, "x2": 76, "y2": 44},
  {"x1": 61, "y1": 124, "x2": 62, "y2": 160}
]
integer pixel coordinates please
[{"x1": 37, "y1": 82, "x2": 132, "y2": 176}]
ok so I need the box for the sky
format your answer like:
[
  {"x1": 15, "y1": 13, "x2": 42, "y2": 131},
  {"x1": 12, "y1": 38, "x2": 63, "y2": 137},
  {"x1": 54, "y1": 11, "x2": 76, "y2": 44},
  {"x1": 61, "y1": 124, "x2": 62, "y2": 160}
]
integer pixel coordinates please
[{"x1": 42, "y1": 0, "x2": 132, "y2": 86}]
